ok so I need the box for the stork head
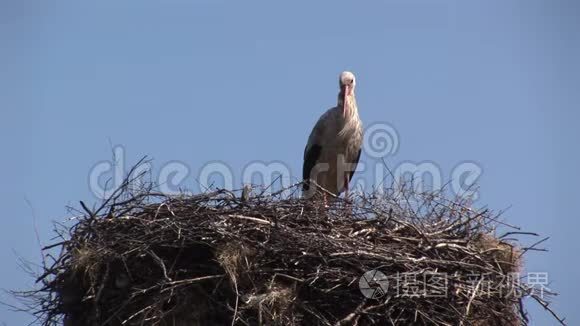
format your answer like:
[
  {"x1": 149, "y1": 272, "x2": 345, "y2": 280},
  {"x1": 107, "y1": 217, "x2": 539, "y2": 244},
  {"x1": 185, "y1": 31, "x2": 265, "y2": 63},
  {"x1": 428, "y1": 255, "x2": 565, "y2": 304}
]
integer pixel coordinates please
[
  {"x1": 339, "y1": 71, "x2": 356, "y2": 93},
  {"x1": 339, "y1": 71, "x2": 356, "y2": 118}
]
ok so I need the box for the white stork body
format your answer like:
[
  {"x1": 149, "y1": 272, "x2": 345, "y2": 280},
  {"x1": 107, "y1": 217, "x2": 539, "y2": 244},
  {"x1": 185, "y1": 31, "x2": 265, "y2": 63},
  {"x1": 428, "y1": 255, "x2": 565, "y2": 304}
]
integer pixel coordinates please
[{"x1": 303, "y1": 71, "x2": 363, "y2": 197}]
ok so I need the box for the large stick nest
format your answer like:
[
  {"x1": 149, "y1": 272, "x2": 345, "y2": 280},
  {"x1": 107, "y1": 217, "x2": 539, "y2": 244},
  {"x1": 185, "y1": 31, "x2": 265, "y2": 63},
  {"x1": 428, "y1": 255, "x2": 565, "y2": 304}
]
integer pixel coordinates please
[{"x1": 18, "y1": 172, "x2": 564, "y2": 325}]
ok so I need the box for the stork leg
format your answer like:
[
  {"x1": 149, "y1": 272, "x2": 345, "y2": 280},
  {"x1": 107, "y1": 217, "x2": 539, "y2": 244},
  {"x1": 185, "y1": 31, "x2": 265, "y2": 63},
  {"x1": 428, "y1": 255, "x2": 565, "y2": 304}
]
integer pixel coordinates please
[
  {"x1": 344, "y1": 175, "x2": 350, "y2": 201},
  {"x1": 344, "y1": 174, "x2": 352, "y2": 214}
]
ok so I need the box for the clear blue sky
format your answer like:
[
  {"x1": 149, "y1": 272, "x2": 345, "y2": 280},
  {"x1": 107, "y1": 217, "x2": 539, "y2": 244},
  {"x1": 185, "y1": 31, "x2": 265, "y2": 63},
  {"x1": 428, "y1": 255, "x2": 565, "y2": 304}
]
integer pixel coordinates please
[{"x1": 1, "y1": 0, "x2": 578, "y2": 324}]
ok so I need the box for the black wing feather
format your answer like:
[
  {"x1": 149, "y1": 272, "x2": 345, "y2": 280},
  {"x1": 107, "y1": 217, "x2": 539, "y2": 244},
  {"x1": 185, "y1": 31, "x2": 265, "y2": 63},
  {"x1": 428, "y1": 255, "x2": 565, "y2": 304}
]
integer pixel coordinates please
[
  {"x1": 302, "y1": 144, "x2": 322, "y2": 191},
  {"x1": 348, "y1": 149, "x2": 362, "y2": 184}
]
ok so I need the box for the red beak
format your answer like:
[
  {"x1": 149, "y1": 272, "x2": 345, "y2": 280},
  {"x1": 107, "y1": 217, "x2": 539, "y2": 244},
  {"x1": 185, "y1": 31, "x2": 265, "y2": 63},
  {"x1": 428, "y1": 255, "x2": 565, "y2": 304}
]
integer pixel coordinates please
[{"x1": 343, "y1": 85, "x2": 350, "y2": 118}]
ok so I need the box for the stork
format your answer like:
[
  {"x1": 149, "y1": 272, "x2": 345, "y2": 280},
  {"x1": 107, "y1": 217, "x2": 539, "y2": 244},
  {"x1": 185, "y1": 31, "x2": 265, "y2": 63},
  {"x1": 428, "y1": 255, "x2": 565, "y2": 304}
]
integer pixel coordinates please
[{"x1": 302, "y1": 71, "x2": 363, "y2": 203}]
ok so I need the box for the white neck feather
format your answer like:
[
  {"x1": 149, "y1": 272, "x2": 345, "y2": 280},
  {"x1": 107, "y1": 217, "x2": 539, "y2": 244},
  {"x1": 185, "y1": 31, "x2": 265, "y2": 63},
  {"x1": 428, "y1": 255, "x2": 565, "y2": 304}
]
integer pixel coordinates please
[{"x1": 338, "y1": 93, "x2": 360, "y2": 138}]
